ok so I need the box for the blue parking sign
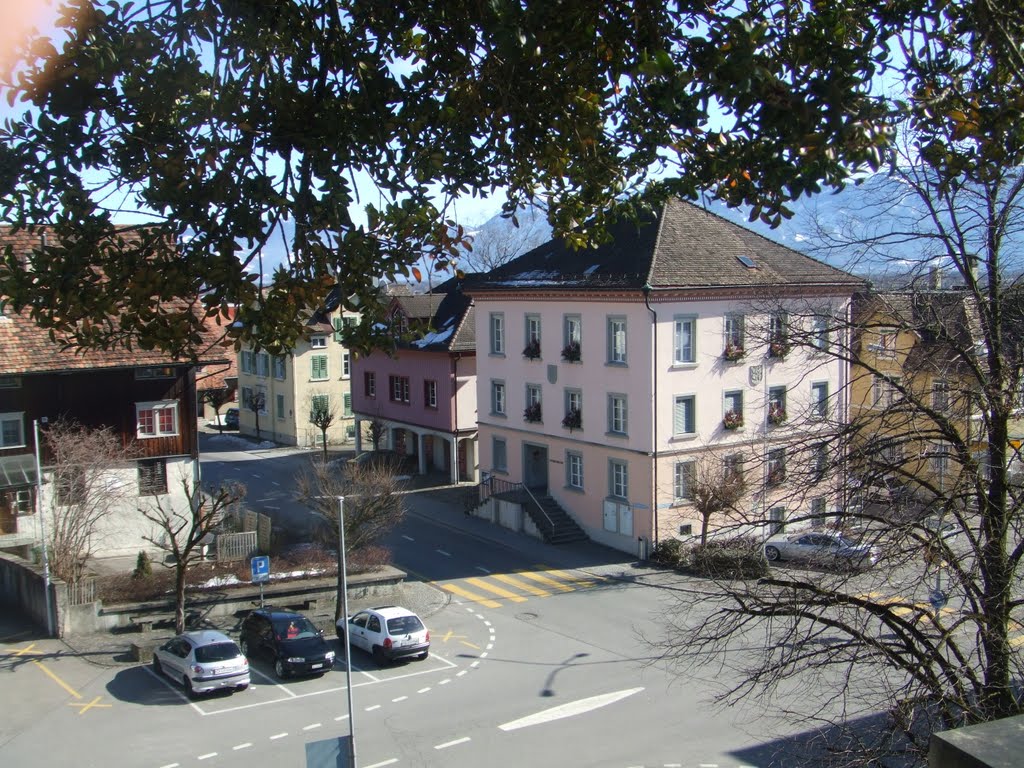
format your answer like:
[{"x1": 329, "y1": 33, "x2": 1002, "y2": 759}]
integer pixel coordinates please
[{"x1": 251, "y1": 555, "x2": 271, "y2": 584}]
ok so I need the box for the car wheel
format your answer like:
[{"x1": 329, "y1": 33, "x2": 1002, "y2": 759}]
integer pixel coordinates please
[
  {"x1": 372, "y1": 646, "x2": 388, "y2": 666},
  {"x1": 184, "y1": 675, "x2": 196, "y2": 698},
  {"x1": 236, "y1": 684, "x2": 249, "y2": 692},
  {"x1": 416, "y1": 650, "x2": 429, "y2": 661},
  {"x1": 152, "y1": 656, "x2": 162, "y2": 676},
  {"x1": 765, "y1": 546, "x2": 781, "y2": 562},
  {"x1": 240, "y1": 638, "x2": 250, "y2": 656},
  {"x1": 275, "y1": 659, "x2": 288, "y2": 679}
]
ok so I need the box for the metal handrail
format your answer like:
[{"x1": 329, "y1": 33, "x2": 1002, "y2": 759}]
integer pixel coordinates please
[{"x1": 477, "y1": 476, "x2": 554, "y2": 532}]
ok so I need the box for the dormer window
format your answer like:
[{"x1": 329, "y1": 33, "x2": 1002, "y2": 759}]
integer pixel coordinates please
[{"x1": 736, "y1": 255, "x2": 757, "y2": 269}]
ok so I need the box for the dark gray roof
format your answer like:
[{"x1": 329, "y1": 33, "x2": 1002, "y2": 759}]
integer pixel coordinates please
[
  {"x1": 471, "y1": 198, "x2": 862, "y2": 293},
  {"x1": 397, "y1": 276, "x2": 478, "y2": 354}
]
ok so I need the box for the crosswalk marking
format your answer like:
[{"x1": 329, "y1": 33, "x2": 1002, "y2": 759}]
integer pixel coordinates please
[
  {"x1": 465, "y1": 577, "x2": 529, "y2": 602},
  {"x1": 515, "y1": 570, "x2": 575, "y2": 592},
  {"x1": 491, "y1": 573, "x2": 551, "y2": 597},
  {"x1": 441, "y1": 583, "x2": 501, "y2": 609},
  {"x1": 529, "y1": 565, "x2": 602, "y2": 588}
]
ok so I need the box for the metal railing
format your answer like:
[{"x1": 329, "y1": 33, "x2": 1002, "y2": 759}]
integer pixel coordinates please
[
  {"x1": 477, "y1": 476, "x2": 554, "y2": 532},
  {"x1": 67, "y1": 577, "x2": 96, "y2": 606}
]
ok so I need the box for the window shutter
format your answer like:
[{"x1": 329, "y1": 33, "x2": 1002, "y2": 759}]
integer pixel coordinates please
[{"x1": 333, "y1": 317, "x2": 343, "y2": 342}]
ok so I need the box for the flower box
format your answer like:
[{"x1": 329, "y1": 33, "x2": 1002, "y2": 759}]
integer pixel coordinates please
[
  {"x1": 723, "y1": 410, "x2": 744, "y2": 430},
  {"x1": 523, "y1": 339, "x2": 541, "y2": 360},
  {"x1": 561, "y1": 340, "x2": 581, "y2": 362},
  {"x1": 562, "y1": 408, "x2": 582, "y2": 431},
  {"x1": 722, "y1": 343, "x2": 745, "y2": 362},
  {"x1": 767, "y1": 468, "x2": 786, "y2": 486},
  {"x1": 767, "y1": 404, "x2": 786, "y2": 426},
  {"x1": 524, "y1": 402, "x2": 542, "y2": 423}
]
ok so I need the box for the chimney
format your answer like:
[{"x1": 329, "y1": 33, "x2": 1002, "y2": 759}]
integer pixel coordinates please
[{"x1": 929, "y1": 266, "x2": 943, "y2": 290}]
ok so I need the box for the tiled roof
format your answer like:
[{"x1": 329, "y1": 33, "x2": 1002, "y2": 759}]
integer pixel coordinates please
[
  {"x1": 471, "y1": 198, "x2": 862, "y2": 293},
  {"x1": 1, "y1": 226, "x2": 232, "y2": 373}
]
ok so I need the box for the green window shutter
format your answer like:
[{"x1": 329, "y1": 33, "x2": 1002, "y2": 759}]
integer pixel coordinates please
[
  {"x1": 333, "y1": 317, "x2": 343, "y2": 342},
  {"x1": 343, "y1": 393, "x2": 352, "y2": 416}
]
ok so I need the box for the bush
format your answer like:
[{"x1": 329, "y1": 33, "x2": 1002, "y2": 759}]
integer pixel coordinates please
[
  {"x1": 650, "y1": 538, "x2": 685, "y2": 567},
  {"x1": 689, "y1": 538, "x2": 768, "y2": 580},
  {"x1": 132, "y1": 551, "x2": 153, "y2": 580}
]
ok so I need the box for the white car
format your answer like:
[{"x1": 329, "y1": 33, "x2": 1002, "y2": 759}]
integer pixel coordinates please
[
  {"x1": 152, "y1": 630, "x2": 250, "y2": 697},
  {"x1": 764, "y1": 532, "x2": 879, "y2": 570},
  {"x1": 336, "y1": 606, "x2": 430, "y2": 664}
]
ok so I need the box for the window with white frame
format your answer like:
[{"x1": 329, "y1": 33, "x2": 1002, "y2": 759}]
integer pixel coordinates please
[
  {"x1": 868, "y1": 327, "x2": 897, "y2": 356},
  {"x1": 310, "y1": 335, "x2": 327, "y2": 349},
  {"x1": 673, "y1": 394, "x2": 696, "y2": 436},
  {"x1": 566, "y1": 451, "x2": 583, "y2": 489},
  {"x1": 365, "y1": 371, "x2": 376, "y2": 398},
  {"x1": 932, "y1": 380, "x2": 949, "y2": 412},
  {"x1": 424, "y1": 380, "x2": 437, "y2": 409},
  {"x1": 880, "y1": 438, "x2": 904, "y2": 466},
  {"x1": 343, "y1": 392, "x2": 353, "y2": 417},
  {"x1": 724, "y1": 452, "x2": 745, "y2": 483},
  {"x1": 769, "y1": 506, "x2": 787, "y2": 534},
  {"x1": 768, "y1": 385, "x2": 787, "y2": 424},
  {"x1": 563, "y1": 314, "x2": 582, "y2": 361},
  {"x1": 724, "y1": 314, "x2": 745, "y2": 352},
  {"x1": 525, "y1": 384, "x2": 542, "y2": 422},
  {"x1": 311, "y1": 354, "x2": 328, "y2": 381},
  {"x1": 767, "y1": 447, "x2": 786, "y2": 485},
  {"x1": 811, "y1": 442, "x2": 828, "y2": 481},
  {"x1": 810, "y1": 496, "x2": 828, "y2": 524},
  {"x1": 136, "y1": 401, "x2": 179, "y2": 438},
  {"x1": 811, "y1": 313, "x2": 830, "y2": 352},
  {"x1": 723, "y1": 390, "x2": 744, "y2": 427},
  {"x1": 564, "y1": 388, "x2": 582, "y2": 430},
  {"x1": 389, "y1": 375, "x2": 410, "y2": 403},
  {"x1": 607, "y1": 317, "x2": 627, "y2": 364},
  {"x1": 240, "y1": 350, "x2": 254, "y2": 374},
  {"x1": 14, "y1": 488, "x2": 33, "y2": 514},
  {"x1": 524, "y1": 314, "x2": 542, "y2": 358},
  {"x1": 276, "y1": 393, "x2": 285, "y2": 420},
  {"x1": 673, "y1": 315, "x2": 696, "y2": 364},
  {"x1": 872, "y1": 374, "x2": 901, "y2": 408},
  {"x1": 674, "y1": 460, "x2": 695, "y2": 501},
  {"x1": 769, "y1": 311, "x2": 788, "y2": 351},
  {"x1": 342, "y1": 350, "x2": 351, "y2": 379},
  {"x1": 609, "y1": 459, "x2": 628, "y2": 499},
  {"x1": 490, "y1": 313, "x2": 505, "y2": 355},
  {"x1": 608, "y1": 393, "x2": 627, "y2": 435},
  {"x1": 930, "y1": 441, "x2": 951, "y2": 479},
  {"x1": 256, "y1": 353, "x2": 270, "y2": 377},
  {"x1": 491, "y1": 380, "x2": 506, "y2": 416},
  {"x1": 810, "y1": 382, "x2": 829, "y2": 420},
  {"x1": 0, "y1": 412, "x2": 25, "y2": 448},
  {"x1": 273, "y1": 356, "x2": 287, "y2": 380},
  {"x1": 493, "y1": 437, "x2": 508, "y2": 472}
]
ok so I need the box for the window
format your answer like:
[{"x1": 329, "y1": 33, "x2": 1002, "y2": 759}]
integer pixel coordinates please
[
  {"x1": 563, "y1": 315, "x2": 582, "y2": 361},
  {"x1": 880, "y1": 438, "x2": 904, "y2": 465},
  {"x1": 136, "y1": 401, "x2": 178, "y2": 438},
  {"x1": 389, "y1": 375, "x2": 410, "y2": 403},
  {"x1": 310, "y1": 335, "x2": 327, "y2": 349},
  {"x1": 768, "y1": 386, "x2": 787, "y2": 425},
  {"x1": 769, "y1": 506, "x2": 786, "y2": 534},
  {"x1": 523, "y1": 314, "x2": 542, "y2": 358},
  {"x1": 311, "y1": 355, "x2": 328, "y2": 381},
  {"x1": 673, "y1": 316, "x2": 696, "y2": 364},
  {"x1": 276, "y1": 393, "x2": 285, "y2": 420},
  {"x1": 138, "y1": 459, "x2": 167, "y2": 496},
  {"x1": 607, "y1": 317, "x2": 627, "y2": 364},
  {"x1": 609, "y1": 459, "x2": 628, "y2": 499},
  {"x1": 811, "y1": 314, "x2": 830, "y2": 352},
  {"x1": 674, "y1": 460, "x2": 695, "y2": 501},
  {"x1": 493, "y1": 437, "x2": 508, "y2": 472},
  {"x1": 489, "y1": 313, "x2": 505, "y2": 355},
  {"x1": 240, "y1": 350, "x2": 254, "y2": 375},
  {"x1": 811, "y1": 443, "x2": 828, "y2": 481},
  {"x1": 135, "y1": 366, "x2": 175, "y2": 379},
  {"x1": 673, "y1": 395, "x2": 696, "y2": 437},
  {"x1": 768, "y1": 312, "x2": 788, "y2": 356},
  {"x1": 932, "y1": 380, "x2": 949, "y2": 412},
  {"x1": 608, "y1": 394, "x2": 627, "y2": 435},
  {"x1": 810, "y1": 497, "x2": 827, "y2": 524},
  {"x1": 768, "y1": 448, "x2": 787, "y2": 485},
  {"x1": 564, "y1": 389, "x2": 582, "y2": 430},
  {"x1": 343, "y1": 393, "x2": 353, "y2": 417},
  {"x1": 0, "y1": 375, "x2": 21, "y2": 388},
  {"x1": 0, "y1": 412, "x2": 25, "y2": 448},
  {"x1": 872, "y1": 375, "x2": 901, "y2": 408},
  {"x1": 723, "y1": 390, "x2": 744, "y2": 429},
  {"x1": 724, "y1": 314, "x2": 745, "y2": 352},
  {"x1": 424, "y1": 380, "x2": 438, "y2": 409},
  {"x1": 342, "y1": 350, "x2": 351, "y2": 379},
  {"x1": 491, "y1": 380, "x2": 506, "y2": 416},
  {"x1": 256, "y1": 353, "x2": 270, "y2": 378},
  {"x1": 810, "y1": 382, "x2": 829, "y2": 420},
  {"x1": 868, "y1": 328, "x2": 896, "y2": 356},
  {"x1": 524, "y1": 384, "x2": 542, "y2": 422},
  {"x1": 566, "y1": 451, "x2": 583, "y2": 490},
  {"x1": 14, "y1": 488, "x2": 33, "y2": 514},
  {"x1": 365, "y1": 371, "x2": 376, "y2": 398},
  {"x1": 930, "y1": 441, "x2": 951, "y2": 478},
  {"x1": 273, "y1": 356, "x2": 287, "y2": 380},
  {"x1": 724, "y1": 453, "x2": 745, "y2": 483}
]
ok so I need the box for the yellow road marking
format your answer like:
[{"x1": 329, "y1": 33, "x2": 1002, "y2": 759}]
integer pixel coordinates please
[
  {"x1": 529, "y1": 565, "x2": 600, "y2": 588},
  {"x1": 6, "y1": 642, "x2": 43, "y2": 657},
  {"x1": 441, "y1": 583, "x2": 502, "y2": 609},
  {"x1": 69, "y1": 696, "x2": 110, "y2": 715},
  {"x1": 492, "y1": 573, "x2": 551, "y2": 597},
  {"x1": 1011, "y1": 634, "x2": 1024, "y2": 648},
  {"x1": 515, "y1": 570, "x2": 574, "y2": 592},
  {"x1": 465, "y1": 577, "x2": 528, "y2": 602},
  {"x1": 33, "y1": 661, "x2": 83, "y2": 699}
]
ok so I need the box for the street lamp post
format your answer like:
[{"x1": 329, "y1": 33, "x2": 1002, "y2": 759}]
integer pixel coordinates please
[
  {"x1": 338, "y1": 495, "x2": 357, "y2": 768},
  {"x1": 33, "y1": 419, "x2": 54, "y2": 637}
]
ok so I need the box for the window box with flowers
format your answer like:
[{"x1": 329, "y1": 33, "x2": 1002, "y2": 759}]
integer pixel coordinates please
[
  {"x1": 561, "y1": 340, "x2": 581, "y2": 363},
  {"x1": 768, "y1": 340, "x2": 791, "y2": 360},
  {"x1": 722, "y1": 410, "x2": 744, "y2": 430},
  {"x1": 562, "y1": 407, "x2": 582, "y2": 432},
  {"x1": 523, "y1": 339, "x2": 541, "y2": 360},
  {"x1": 767, "y1": 403, "x2": 787, "y2": 426},
  {"x1": 524, "y1": 402, "x2": 543, "y2": 423},
  {"x1": 767, "y1": 467, "x2": 786, "y2": 486},
  {"x1": 722, "y1": 342, "x2": 745, "y2": 362}
]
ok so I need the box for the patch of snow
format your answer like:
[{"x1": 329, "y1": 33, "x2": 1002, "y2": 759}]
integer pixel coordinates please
[
  {"x1": 584, "y1": 264, "x2": 600, "y2": 276},
  {"x1": 412, "y1": 327, "x2": 456, "y2": 347}
]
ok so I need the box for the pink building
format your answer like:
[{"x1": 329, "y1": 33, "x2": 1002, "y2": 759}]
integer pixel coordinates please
[
  {"x1": 469, "y1": 199, "x2": 864, "y2": 555},
  {"x1": 350, "y1": 280, "x2": 478, "y2": 484}
]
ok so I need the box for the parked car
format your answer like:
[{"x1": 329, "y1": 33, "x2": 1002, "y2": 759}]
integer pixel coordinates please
[
  {"x1": 764, "y1": 532, "x2": 879, "y2": 570},
  {"x1": 239, "y1": 609, "x2": 335, "y2": 679},
  {"x1": 152, "y1": 630, "x2": 250, "y2": 697},
  {"x1": 224, "y1": 407, "x2": 239, "y2": 429},
  {"x1": 855, "y1": 475, "x2": 909, "y2": 506},
  {"x1": 336, "y1": 605, "x2": 430, "y2": 664}
]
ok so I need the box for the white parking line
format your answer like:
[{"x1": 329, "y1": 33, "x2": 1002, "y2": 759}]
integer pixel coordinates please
[
  {"x1": 417, "y1": 687, "x2": 431, "y2": 694},
  {"x1": 269, "y1": 733, "x2": 288, "y2": 740},
  {"x1": 158, "y1": 764, "x2": 180, "y2": 768},
  {"x1": 436, "y1": 549, "x2": 451, "y2": 557},
  {"x1": 435, "y1": 737, "x2": 470, "y2": 750},
  {"x1": 402, "y1": 535, "x2": 415, "y2": 541},
  {"x1": 475, "y1": 566, "x2": 491, "y2": 573},
  {"x1": 365, "y1": 704, "x2": 381, "y2": 711},
  {"x1": 334, "y1": 715, "x2": 349, "y2": 722},
  {"x1": 232, "y1": 743, "x2": 252, "y2": 751},
  {"x1": 303, "y1": 723, "x2": 322, "y2": 731},
  {"x1": 392, "y1": 696, "x2": 408, "y2": 702},
  {"x1": 197, "y1": 753, "x2": 217, "y2": 761},
  {"x1": 364, "y1": 760, "x2": 398, "y2": 768}
]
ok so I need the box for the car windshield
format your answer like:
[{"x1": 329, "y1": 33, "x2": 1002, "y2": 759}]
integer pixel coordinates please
[
  {"x1": 195, "y1": 642, "x2": 240, "y2": 663},
  {"x1": 387, "y1": 615, "x2": 424, "y2": 634},
  {"x1": 274, "y1": 618, "x2": 319, "y2": 639}
]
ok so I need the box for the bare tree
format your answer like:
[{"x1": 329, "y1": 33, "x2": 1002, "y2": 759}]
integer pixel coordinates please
[
  {"x1": 688, "y1": 455, "x2": 748, "y2": 549},
  {"x1": 201, "y1": 387, "x2": 234, "y2": 434},
  {"x1": 459, "y1": 203, "x2": 550, "y2": 273},
  {"x1": 41, "y1": 419, "x2": 139, "y2": 584},
  {"x1": 367, "y1": 415, "x2": 387, "y2": 452},
  {"x1": 306, "y1": 392, "x2": 336, "y2": 462},
  {"x1": 296, "y1": 459, "x2": 407, "y2": 620},
  {"x1": 140, "y1": 477, "x2": 245, "y2": 634},
  {"x1": 244, "y1": 389, "x2": 266, "y2": 440}
]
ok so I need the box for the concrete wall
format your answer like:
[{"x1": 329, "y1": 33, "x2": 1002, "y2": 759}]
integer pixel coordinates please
[
  {"x1": 0, "y1": 551, "x2": 61, "y2": 636},
  {"x1": 930, "y1": 714, "x2": 1024, "y2": 768}
]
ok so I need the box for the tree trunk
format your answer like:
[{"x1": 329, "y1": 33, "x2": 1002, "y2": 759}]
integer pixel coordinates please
[{"x1": 174, "y1": 563, "x2": 187, "y2": 635}]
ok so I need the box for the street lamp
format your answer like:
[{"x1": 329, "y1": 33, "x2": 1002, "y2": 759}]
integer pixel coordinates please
[{"x1": 337, "y1": 495, "x2": 357, "y2": 768}]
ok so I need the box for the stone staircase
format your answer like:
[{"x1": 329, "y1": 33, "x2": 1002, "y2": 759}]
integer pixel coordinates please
[{"x1": 525, "y1": 494, "x2": 589, "y2": 545}]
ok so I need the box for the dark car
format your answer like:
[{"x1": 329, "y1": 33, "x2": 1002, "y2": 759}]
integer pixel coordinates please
[
  {"x1": 224, "y1": 408, "x2": 239, "y2": 429},
  {"x1": 239, "y1": 609, "x2": 335, "y2": 679}
]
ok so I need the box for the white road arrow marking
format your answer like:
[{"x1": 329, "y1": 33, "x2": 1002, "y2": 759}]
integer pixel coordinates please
[{"x1": 498, "y1": 687, "x2": 644, "y2": 731}]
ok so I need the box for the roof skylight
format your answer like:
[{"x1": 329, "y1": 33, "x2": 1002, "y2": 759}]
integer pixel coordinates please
[{"x1": 737, "y1": 255, "x2": 757, "y2": 269}]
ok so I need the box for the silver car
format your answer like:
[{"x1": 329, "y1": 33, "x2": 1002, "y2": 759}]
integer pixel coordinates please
[
  {"x1": 152, "y1": 630, "x2": 250, "y2": 697},
  {"x1": 764, "y1": 532, "x2": 879, "y2": 569}
]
